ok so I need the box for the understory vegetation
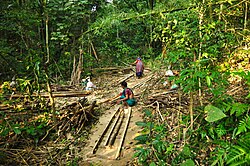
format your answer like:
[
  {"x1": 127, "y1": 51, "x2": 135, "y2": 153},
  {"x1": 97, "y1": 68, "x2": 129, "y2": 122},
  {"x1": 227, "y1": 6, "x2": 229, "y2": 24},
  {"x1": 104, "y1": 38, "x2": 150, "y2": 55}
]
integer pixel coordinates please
[{"x1": 1, "y1": 0, "x2": 249, "y2": 165}]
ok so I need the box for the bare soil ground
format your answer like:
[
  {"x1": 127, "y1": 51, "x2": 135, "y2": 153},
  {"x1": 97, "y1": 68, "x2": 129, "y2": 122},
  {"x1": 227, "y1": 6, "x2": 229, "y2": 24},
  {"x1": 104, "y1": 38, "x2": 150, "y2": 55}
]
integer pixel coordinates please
[{"x1": 78, "y1": 69, "x2": 153, "y2": 166}]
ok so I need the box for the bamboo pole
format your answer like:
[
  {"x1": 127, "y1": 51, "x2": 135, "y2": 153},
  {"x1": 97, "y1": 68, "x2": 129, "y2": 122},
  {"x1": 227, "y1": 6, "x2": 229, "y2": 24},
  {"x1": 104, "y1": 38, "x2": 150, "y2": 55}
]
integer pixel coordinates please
[
  {"x1": 7, "y1": 91, "x2": 90, "y2": 98},
  {"x1": 90, "y1": 41, "x2": 99, "y2": 61},
  {"x1": 45, "y1": 15, "x2": 49, "y2": 64},
  {"x1": 115, "y1": 107, "x2": 131, "y2": 159},
  {"x1": 110, "y1": 111, "x2": 124, "y2": 146},
  {"x1": 104, "y1": 110, "x2": 122, "y2": 146},
  {"x1": 92, "y1": 106, "x2": 121, "y2": 154}
]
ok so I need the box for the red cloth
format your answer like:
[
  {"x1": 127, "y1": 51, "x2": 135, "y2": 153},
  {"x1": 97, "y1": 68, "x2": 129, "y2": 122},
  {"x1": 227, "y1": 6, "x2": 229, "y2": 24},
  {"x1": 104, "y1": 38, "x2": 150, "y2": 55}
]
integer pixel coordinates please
[{"x1": 120, "y1": 88, "x2": 133, "y2": 97}]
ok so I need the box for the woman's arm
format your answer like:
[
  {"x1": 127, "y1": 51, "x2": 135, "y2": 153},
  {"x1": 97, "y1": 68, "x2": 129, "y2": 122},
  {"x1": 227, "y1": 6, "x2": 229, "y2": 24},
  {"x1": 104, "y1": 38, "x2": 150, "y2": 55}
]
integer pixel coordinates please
[
  {"x1": 121, "y1": 94, "x2": 129, "y2": 101},
  {"x1": 116, "y1": 93, "x2": 129, "y2": 104}
]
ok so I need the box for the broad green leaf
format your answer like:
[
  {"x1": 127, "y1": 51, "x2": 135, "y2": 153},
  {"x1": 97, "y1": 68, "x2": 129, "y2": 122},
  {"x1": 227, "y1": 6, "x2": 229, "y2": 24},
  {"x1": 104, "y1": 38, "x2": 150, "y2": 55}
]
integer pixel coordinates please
[
  {"x1": 205, "y1": 105, "x2": 226, "y2": 122},
  {"x1": 182, "y1": 146, "x2": 191, "y2": 156},
  {"x1": 180, "y1": 159, "x2": 195, "y2": 166}
]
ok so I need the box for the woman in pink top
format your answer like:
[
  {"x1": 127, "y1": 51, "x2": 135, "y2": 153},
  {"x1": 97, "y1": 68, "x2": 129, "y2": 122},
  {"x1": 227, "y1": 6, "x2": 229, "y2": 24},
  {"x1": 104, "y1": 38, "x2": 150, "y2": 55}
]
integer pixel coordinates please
[{"x1": 133, "y1": 57, "x2": 144, "y2": 79}]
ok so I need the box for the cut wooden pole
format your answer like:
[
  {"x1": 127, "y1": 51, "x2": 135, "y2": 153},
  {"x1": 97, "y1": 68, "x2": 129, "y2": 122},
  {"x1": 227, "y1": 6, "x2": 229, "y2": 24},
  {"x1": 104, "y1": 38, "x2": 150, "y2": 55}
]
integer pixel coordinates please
[
  {"x1": 110, "y1": 111, "x2": 124, "y2": 146},
  {"x1": 132, "y1": 75, "x2": 153, "y2": 89},
  {"x1": 150, "y1": 89, "x2": 176, "y2": 98},
  {"x1": 104, "y1": 110, "x2": 122, "y2": 146},
  {"x1": 115, "y1": 107, "x2": 131, "y2": 159},
  {"x1": 7, "y1": 91, "x2": 91, "y2": 98},
  {"x1": 92, "y1": 106, "x2": 120, "y2": 154},
  {"x1": 116, "y1": 73, "x2": 134, "y2": 85}
]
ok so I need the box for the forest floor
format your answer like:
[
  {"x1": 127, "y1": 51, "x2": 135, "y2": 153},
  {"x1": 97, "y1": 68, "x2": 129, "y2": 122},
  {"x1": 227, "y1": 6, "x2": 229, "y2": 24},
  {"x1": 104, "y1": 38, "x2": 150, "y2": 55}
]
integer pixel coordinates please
[
  {"x1": 1, "y1": 64, "x2": 248, "y2": 166},
  {"x1": 2, "y1": 67, "x2": 188, "y2": 166}
]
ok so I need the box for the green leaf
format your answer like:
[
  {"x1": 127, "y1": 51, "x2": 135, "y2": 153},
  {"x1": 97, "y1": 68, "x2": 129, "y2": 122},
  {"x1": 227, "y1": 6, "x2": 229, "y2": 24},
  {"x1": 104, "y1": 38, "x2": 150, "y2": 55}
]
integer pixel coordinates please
[
  {"x1": 135, "y1": 121, "x2": 147, "y2": 127},
  {"x1": 180, "y1": 159, "x2": 195, "y2": 166},
  {"x1": 13, "y1": 127, "x2": 21, "y2": 135},
  {"x1": 182, "y1": 146, "x2": 191, "y2": 156},
  {"x1": 205, "y1": 105, "x2": 226, "y2": 122},
  {"x1": 149, "y1": 162, "x2": 157, "y2": 166},
  {"x1": 209, "y1": 127, "x2": 215, "y2": 139},
  {"x1": 236, "y1": 115, "x2": 250, "y2": 136},
  {"x1": 144, "y1": 110, "x2": 152, "y2": 117},
  {"x1": 134, "y1": 134, "x2": 149, "y2": 144},
  {"x1": 206, "y1": 76, "x2": 211, "y2": 87},
  {"x1": 26, "y1": 127, "x2": 36, "y2": 136},
  {"x1": 1, "y1": 128, "x2": 10, "y2": 136}
]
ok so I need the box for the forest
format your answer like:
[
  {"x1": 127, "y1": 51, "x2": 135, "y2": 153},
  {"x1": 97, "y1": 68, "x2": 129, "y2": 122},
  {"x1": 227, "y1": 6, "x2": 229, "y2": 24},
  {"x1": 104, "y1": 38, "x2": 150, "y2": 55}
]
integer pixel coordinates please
[{"x1": 0, "y1": 0, "x2": 250, "y2": 165}]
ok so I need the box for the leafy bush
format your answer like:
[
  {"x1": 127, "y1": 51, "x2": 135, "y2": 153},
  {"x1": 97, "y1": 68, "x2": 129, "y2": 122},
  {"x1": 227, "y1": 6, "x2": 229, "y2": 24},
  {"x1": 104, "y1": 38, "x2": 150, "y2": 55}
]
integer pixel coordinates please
[
  {"x1": 0, "y1": 110, "x2": 49, "y2": 144},
  {"x1": 133, "y1": 110, "x2": 196, "y2": 165}
]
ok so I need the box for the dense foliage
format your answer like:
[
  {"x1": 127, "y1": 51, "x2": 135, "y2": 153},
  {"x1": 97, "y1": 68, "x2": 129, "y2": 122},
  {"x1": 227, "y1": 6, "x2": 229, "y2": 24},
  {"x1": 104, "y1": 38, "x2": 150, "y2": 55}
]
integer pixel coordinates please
[{"x1": 0, "y1": 0, "x2": 249, "y2": 165}]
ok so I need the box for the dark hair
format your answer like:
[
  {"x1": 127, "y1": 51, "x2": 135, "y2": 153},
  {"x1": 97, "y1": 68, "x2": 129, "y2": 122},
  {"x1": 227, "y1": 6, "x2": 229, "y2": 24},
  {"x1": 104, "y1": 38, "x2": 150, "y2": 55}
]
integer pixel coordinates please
[{"x1": 121, "y1": 81, "x2": 127, "y2": 87}]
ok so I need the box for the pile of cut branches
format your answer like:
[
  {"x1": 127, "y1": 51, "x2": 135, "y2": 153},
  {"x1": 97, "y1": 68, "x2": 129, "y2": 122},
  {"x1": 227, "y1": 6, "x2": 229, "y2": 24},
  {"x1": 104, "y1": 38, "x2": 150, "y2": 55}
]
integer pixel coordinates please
[{"x1": 0, "y1": 88, "x2": 100, "y2": 165}]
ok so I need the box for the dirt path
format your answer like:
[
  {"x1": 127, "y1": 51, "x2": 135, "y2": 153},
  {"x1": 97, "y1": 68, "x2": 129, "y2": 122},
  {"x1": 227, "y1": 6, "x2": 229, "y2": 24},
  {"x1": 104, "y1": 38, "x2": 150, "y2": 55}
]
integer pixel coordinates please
[{"x1": 78, "y1": 71, "x2": 152, "y2": 166}]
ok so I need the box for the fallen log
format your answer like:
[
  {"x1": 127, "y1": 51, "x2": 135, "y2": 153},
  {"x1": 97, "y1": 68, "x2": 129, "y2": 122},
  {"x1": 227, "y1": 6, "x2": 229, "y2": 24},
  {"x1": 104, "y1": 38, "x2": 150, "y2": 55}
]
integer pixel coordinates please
[
  {"x1": 149, "y1": 89, "x2": 177, "y2": 98},
  {"x1": 92, "y1": 67, "x2": 133, "y2": 75},
  {"x1": 132, "y1": 74, "x2": 154, "y2": 89},
  {"x1": 6, "y1": 91, "x2": 91, "y2": 98},
  {"x1": 116, "y1": 73, "x2": 134, "y2": 85}
]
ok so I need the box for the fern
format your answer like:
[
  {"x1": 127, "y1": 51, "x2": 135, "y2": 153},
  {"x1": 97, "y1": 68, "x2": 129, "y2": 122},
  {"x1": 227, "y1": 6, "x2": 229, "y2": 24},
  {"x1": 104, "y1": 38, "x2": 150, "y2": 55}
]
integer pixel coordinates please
[
  {"x1": 215, "y1": 124, "x2": 227, "y2": 138},
  {"x1": 236, "y1": 115, "x2": 250, "y2": 136},
  {"x1": 226, "y1": 139, "x2": 250, "y2": 166},
  {"x1": 230, "y1": 103, "x2": 249, "y2": 117},
  {"x1": 210, "y1": 144, "x2": 229, "y2": 166}
]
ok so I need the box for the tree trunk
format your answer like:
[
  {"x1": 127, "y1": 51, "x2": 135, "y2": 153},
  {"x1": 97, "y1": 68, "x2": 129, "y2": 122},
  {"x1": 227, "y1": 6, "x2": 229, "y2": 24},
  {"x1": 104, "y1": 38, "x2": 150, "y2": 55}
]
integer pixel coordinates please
[
  {"x1": 44, "y1": 14, "x2": 56, "y2": 121},
  {"x1": 198, "y1": 0, "x2": 205, "y2": 106},
  {"x1": 244, "y1": 1, "x2": 248, "y2": 47},
  {"x1": 70, "y1": 50, "x2": 83, "y2": 85}
]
